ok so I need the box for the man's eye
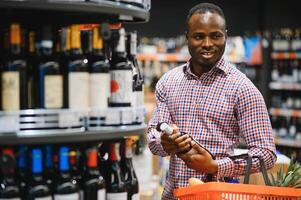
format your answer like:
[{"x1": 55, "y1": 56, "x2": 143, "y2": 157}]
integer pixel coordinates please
[{"x1": 194, "y1": 35, "x2": 204, "y2": 40}]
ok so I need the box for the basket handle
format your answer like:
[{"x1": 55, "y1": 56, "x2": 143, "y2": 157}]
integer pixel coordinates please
[{"x1": 229, "y1": 153, "x2": 271, "y2": 186}]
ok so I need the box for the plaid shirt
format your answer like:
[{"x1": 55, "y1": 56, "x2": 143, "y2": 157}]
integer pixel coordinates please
[{"x1": 147, "y1": 57, "x2": 276, "y2": 200}]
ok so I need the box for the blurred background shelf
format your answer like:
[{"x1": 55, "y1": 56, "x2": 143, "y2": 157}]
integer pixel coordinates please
[{"x1": 269, "y1": 82, "x2": 301, "y2": 90}]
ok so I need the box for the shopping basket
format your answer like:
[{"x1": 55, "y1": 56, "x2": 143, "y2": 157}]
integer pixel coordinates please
[{"x1": 174, "y1": 154, "x2": 301, "y2": 200}]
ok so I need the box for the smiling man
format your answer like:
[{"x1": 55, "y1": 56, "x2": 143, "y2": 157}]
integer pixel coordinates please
[{"x1": 147, "y1": 3, "x2": 276, "y2": 200}]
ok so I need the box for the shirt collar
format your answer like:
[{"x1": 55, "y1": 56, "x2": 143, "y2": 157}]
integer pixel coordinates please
[{"x1": 184, "y1": 57, "x2": 231, "y2": 79}]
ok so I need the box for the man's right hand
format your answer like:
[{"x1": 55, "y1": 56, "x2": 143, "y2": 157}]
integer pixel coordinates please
[{"x1": 160, "y1": 124, "x2": 192, "y2": 155}]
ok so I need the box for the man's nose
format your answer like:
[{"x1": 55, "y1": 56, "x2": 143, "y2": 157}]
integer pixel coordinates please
[{"x1": 203, "y1": 37, "x2": 213, "y2": 47}]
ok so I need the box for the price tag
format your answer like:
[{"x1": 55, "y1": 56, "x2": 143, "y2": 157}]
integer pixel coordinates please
[
  {"x1": 0, "y1": 115, "x2": 19, "y2": 133},
  {"x1": 105, "y1": 109, "x2": 120, "y2": 125},
  {"x1": 58, "y1": 112, "x2": 79, "y2": 128}
]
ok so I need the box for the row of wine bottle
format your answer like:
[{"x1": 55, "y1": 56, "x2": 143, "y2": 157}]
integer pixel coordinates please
[
  {"x1": 0, "y1": 139, "x2": 139, "y2": 200},
  {"x1": 0, "y1": 23, "x2": 144, "y2": 112}
]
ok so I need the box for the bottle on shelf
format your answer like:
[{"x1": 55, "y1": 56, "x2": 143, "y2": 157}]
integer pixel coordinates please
[
  {"x1": 36, "y1": 26, "x2": 63, "y2": 109},
  {"x1": 1, "y1": 23, "x2": 28, "y2": 111},
  {"x1": 120, "y1": 139, "x2": 139, "y2": 200},
  {"x1": 89, "y1": 26, "x2": 110, "y2": 116},
  {"x1": 105, "y1": 142, "x2": 127, "y2": 200},
  {"x1": 67, "y1": 25, "x2": 89, "y2": 110},
  {"x1": 17, "y1": 145, "x2": 29, "y2": 200},
  {"x1": 0, "y1": 148, "x2": 21, "y2": 199},
  {"x1": 83, "y1": 146, "x2": 106, "y2": 200},
  {"x1": 109, "y1": 28, "x2": 133, "y2": 107},
  {"x1": 54, "y1": 146, "x2": 80, "y2": 200},
  {"x1": 27, "y1": 148, "x2": 52, "y2": 200},
  {"x1": 27, "y1": 30, "x2": 37, "y2": 109},
  {"x1": 69, "y1": 148, "x2": 84, "y2": 200},
  {"x1": 127, "y1": 31, "x2": 144, "y2": 124},
  {"x1": 44, "y1": 145, "x2": 55, "y2": 194},
  {"x1": 291, "y1": 28, "x2": 301, "y2": 52}
]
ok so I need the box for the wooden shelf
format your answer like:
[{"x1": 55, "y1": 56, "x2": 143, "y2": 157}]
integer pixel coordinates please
[
  {"x1": 271, "y1": 52, "x2": 301, "y2": 60},
  {"x1": 137, "y1": 53, "x2": 190, "y2": 62},
  {"x1": 269, "y1": 108, "x2": 301, "y2": 117}
]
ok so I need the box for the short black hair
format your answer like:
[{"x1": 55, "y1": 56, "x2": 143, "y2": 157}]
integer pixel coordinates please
[{"x1": 186, "y1": 2, "x2": 226, "y2": 30}]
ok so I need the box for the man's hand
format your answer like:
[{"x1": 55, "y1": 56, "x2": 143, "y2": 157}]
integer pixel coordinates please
[
  {"x1": 178, "y1": 141, "x2": 218, "y2": 174},
  {"x1": 160, "y1": 124, "x2": 192, "y2": 155}
]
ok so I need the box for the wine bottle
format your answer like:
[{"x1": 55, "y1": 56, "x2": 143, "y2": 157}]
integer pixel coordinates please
[
  {"x1": 1, "y1": 23, "x2": 28, "y2": 111},
  {"x1": 89, "y1": 26, "x2": 110, "y2": 122},
  {"x1": 36, "y1": 26, "x2": 63, "y2": 109},
  {"x1": 27, "y1": 148, "x2": 52, "y2": 200},
  {"x1": 17, "y1": 145, "x2": 29, "y2": 200},
  {"x1": 109, "y1": 28, "x2": 133, "y2": 108},
  {"x1": 126, "y1": 32, "x2": 144, "y2": 124},
  {"x1": 44, "y1": 145, "x2": 55, "y2": 194},
  {"x1": 0, "y1": 148, "x2": 21, "y2": 199},
  {"x1": 54, "y1": 146, "x2": 79, "y2": 200},
  {"x1": 83, "y1": 146, "x2": 106, "y2": 200},
  {"x1": 120, "y1": 139, "x2": 139, "y2": 200},
  {"x1": 105, "y1": 142, "x2": 127, "y2": 200},
  {"x1": 69, "y1": 148, "x2": 83, "y2": 200},
  {"x1": 27, "y1": 30, "x2": 36, "y2": 109},
  {"x1": 67, "y1": 25, "x2": 89, "y2": 109}
]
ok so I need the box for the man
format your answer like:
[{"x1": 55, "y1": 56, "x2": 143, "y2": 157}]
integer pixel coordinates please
[{"x1": 147, "y1": 2, "x2": 276, "y2": 200}]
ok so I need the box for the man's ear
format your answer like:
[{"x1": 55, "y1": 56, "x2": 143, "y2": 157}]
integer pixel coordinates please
[{"x1": 185, "y1": 31, "x2": 188, "y2": 40}]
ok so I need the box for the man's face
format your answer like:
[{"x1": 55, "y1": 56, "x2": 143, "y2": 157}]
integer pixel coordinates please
[{"x1": 186, "y1": 12, "x2": 227, "y2": 69}]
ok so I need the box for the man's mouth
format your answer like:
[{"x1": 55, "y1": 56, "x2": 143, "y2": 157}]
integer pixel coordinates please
[{"x1": 200, "y1": 51, "x2": 215, "y2": 59}]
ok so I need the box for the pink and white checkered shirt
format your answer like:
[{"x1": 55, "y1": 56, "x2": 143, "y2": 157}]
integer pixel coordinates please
[{"x1": 147, "y1": 57, "x2": 276, "y2": 200}]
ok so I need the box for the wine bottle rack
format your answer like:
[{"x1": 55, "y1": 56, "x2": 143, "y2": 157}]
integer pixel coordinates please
[
  {"x1": 0, "y1": 107, "x2": 146, "y2": 145},
  {"x1": 0, "y1": 0, "x2": 150, "y2": 25}
]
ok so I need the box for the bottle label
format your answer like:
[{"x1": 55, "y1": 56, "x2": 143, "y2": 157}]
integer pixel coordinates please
[
  {"x1": 35, "y1": 196, "x2": 52, "y2": 200},
  {"x1": 107, "y1": 192, "x2": 127, "y2": 200},
  {"x1": 97, "y1": 189, "x2": 106, "y2": 200},
  {"x1": 110, "y1": 70, "x2": 132, "y2": 104},
  {"x1": 90, "y1": 73, "x2": 110, "y2": 109},
  {"x1": 45, "y1": 75, "x2": 63, "y2": 108},
  {"x1": 1, "y1": 71, "x2": 20, "y2": 110},
  {"x1": 132, "y1": 193, "x2": 140, "y2": 200},
  {"x1": 0, "y1": 198, "x2": 21, "y2": 200},
  {"x1": 54, "y1": 193, "x2": 79, "y2": 200},
  {"x1": 68, "y1": 72, "x2": 90, "y2": 109}
]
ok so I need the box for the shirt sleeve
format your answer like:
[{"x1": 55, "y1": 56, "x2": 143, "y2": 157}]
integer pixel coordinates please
[
  {"x1": 147, "y1": 75, "x2": 172, "y2": 157},
  {"x1": 217, "y1": 81, "x2": 277, "y2": 178}
]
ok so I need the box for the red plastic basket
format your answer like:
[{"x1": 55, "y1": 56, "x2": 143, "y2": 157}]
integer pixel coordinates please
[{"x1": 174, "y1": 182, "x2": 301, "y2": 200}]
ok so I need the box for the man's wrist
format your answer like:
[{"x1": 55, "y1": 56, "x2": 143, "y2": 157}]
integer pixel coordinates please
[{"x1": 209, "y1": 160, "x2": 218, "y2": 174}]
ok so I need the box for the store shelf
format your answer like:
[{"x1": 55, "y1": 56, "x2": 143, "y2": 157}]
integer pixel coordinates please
[
  {"x1": 269, "y1": 108, "x2": 301, "y2": 117},
  {"x1": 271, "y1": 52, "x2": 301, "y2": 60},
  {"x1": 274, "y1": 137, "x2": 301, "y2": 148},
  {"x1": 137, "y1": 53, "x2": 190, "y2": 62},
  {"x1": 0, "y1": 124, "x2": 146, "y2": 145},
  {"x1": 269, "y1": 82, "x2": 301, "y2": 90},
  {"x1": 0, "y1": 0, "x2": 150, "y2": 25}
]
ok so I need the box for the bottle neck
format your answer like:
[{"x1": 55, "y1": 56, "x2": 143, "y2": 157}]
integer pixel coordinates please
[
  {"x1": 86, "y1": 147, "x2": 98, "y2": 168},
  {"x1": 109, "y1": 143, "x2": 120, "y2": 162}
]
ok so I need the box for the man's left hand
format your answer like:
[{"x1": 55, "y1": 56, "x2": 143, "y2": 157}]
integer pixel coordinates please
[{"x1": 178, "y1": 141, "x2": 218, "y2": 174}]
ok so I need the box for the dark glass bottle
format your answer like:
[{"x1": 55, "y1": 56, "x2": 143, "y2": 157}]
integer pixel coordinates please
[
  {"x1": 36, "y1": 26, "x2": 63, "y2": 109},
  {"x1": 17, "y1": 145, "x2": 29, "y2": 200},
  {"x1": 83, "y1": 146, "x2": 106, "y2": 200},
  {"x1": 0, "y1": 148, "x2": 21, "y2": 199},
  {"x1": 126, "y1": 32, "x2": 144, "y2": 124},
  {"x1": 89, "y1": 26, "x2": 110, "y2": 111},
  {"x1": 27, "y1": 31, "x2": 36, "y2": 109},
  {"x1": 67, "y1": 25, "x2": 89, "y2": 109},
  {"x1": 54, "y1": 146, "x2": 79, "y2": 200},
  {"x1": 1, "y1": 23, "x2": 28, "y2": 111},
  {"x1": 69, "y1": 148, "x2": 83, "y2": 200},
  {"x1": 105, "y1": 142, "x2": 127, "y2": 200},
  {"x1": 44, "y1": 145, "x2": 55, "y2": 194},
  {"x1": 109, "y1": 28, "x2": 133, "y2": 107},
  {"x1": 120, "y1": 139, "x2": 139, "y2": 200},
  {"x1": 27, "y1": 148, "x2": 52, "y2": 200}
]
